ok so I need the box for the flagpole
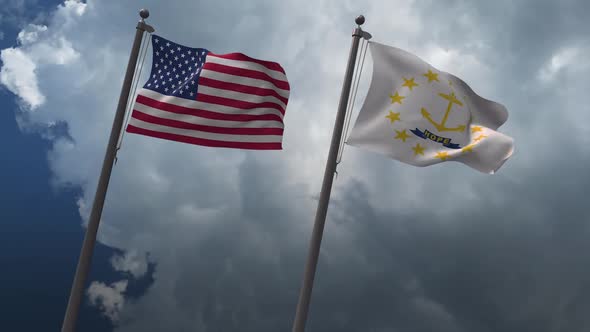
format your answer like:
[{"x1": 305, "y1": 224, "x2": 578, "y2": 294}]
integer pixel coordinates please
[
  {"x1": 291, "y1": 15, "x2": 365, "y2": 332},
  {"x1": 60, "y1": 9, "x2": 154, "y2": 332}
]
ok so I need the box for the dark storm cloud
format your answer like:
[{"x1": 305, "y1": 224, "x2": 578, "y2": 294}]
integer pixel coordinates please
[
  {"x1": 407, "y1": 0, "x2": 590, "y2": 128},
  {"x1": 295, "y1": 143, "x2": 590, "y2": 331}
]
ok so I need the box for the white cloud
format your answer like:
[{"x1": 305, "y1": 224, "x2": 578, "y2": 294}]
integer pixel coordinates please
[
  {"x1": 62, "y1": 0, "x2": 87, "y2": 17},
  {"x1": 0, "y1": 1, "x2": 84, "y2": 111},
  {"x1": 0, "y1": 47, "x2": 44, "y2": 108},
  {"x1": 17, "y1": 24, "x2": 48, "y2": 44},
  {"x1": 87, "y1": 280, "x2": 128, "y2": 322},
  {"x1": 537, "y1": 46, "x2": 580, "y2": 82},
  {"x1": 110, "y1": 251, "x2": 149, "y2": 279}
]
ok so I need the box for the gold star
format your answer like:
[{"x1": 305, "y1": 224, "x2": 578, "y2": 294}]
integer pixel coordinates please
[
  {"x1": 402, "y1": 77, "x2": 419, "y2": 91},
  {"x1": 385, "y1": 111, "x2": 401, "y2": 123},
  {"x1": 435, "y1": 151, "x2": 449, "y2": 160},
  {"x1": 471, "y1": 126, "x2": 483, "y2": 133},
  {"x1": 389, "y1": 91, "x2": 405, "y2": 104},
  {"x1": 462, "y1": 144, "x2": 474, "y2": 153},
  {"x1": 474, "y1": 134, "x2": 488, "y2": 142},
  {"x1": 412, "y1": 143, "x2": 425, "y2": 156},
  {"x1": 394, "y1": 129, "x2": 410, "y2": 142},
  {"x1": 423, "y1": 70, "x2": 439, "y2": 82}
]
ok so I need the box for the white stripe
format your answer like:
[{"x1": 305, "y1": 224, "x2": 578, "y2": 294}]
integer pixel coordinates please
[
  {"x1": 197, "y1": 84, "x2": 287, "y2": 110},
  {"x1": 128, "y1": 117, "x2": 283, "y2": 143},
  {"x1": 199, "y1": 70, "x2": 290, "y2": 99},
  {"x1": 136, "y1": 89, "x2": 285, "y2": 120},
  {"x1": 133, "y1": 103, "x2": 284, "y2": 128},
  {"x1": 205, "y1": 55, "x2": 288, "y2": 82}
]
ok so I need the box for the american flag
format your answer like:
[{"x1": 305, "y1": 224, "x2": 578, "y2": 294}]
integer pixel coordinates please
[{"x1": 126, "y1": 34, "x2": 290, "y2": 150}]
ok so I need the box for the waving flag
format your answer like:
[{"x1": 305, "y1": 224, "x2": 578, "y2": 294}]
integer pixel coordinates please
[
  {"x1": 347, "y1": 41, "x2": 514, "y2": 173},
  {"x1": 127, "y1": 34, "x2": 290, "y2": 150}
]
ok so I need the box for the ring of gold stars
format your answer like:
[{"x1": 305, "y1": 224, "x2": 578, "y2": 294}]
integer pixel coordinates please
[{"x1": 383, "y1": 69, "x2": 478, "y2": 160}]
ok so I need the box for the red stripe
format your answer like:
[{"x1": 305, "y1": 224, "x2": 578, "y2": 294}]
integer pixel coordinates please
[
  {"x1": 136, "y1": 94, "x2": 284, "y2": 123},
  {"x1": 196, "y1": 93, "x2": 285, "y2": 115},
  {"x1": 126, "y1": 125, "x2": 282, "y2": 150},
  {"x1": 131, "y1": 110, "x2": 284, "y2": 136},
  {"x1": 202, "y1": 63, "x2": 290, "y2": 91},
  {"x1": 199, "y1": 77, "x2": 289, "y2": 105},
  {"x1": 207, "y1": 52, "x2": 286, "y2": 75}
]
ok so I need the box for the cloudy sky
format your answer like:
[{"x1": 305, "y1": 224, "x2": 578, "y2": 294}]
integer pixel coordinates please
[{"x1": 2, "y1": 0, "x2": 590, "y2": 331}]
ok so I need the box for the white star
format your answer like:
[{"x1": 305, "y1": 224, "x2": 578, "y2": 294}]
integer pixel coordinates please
[
  {"x1": 172, "y1": 68, "x2": 176, "y2": 72},
  {"x1": 147, "y1": 83, "x2": 151, "y2": 87},
  {"x1": 155, "y1": 51, "x2": 159, "y2": 56},
  {"x1": 178, "y1": 80, "x2": 182, "y2": 85},
  {"x1": 165, "y1": 87, "x2": 169, "y2": 92},
  {"x1": 169, "y1": 77, "x2": 173, "y2": 82},
  {"x1": 191, "y1": 80, "x2": 195, "y2": 84},
  {"x1": 190, "y1": 92, "x2": 194, "y2": 96},
  {"x1": 158, "y1": 69, "x2": 162, "y2": 73},
  {"x1": 155, "y1": 63, "x2": 159, "y2": 68},
  {"x1": 182, "y1": 70, "x2": 186, "y2": 75},
  {"x1": 155, "y1": 84, "x2": 159, "y2": 88},
  {"x1": 177, "y1": 47, "x2": 181, "y2": 51},
  {"x1": 166, "y1": 72, "x2": 170, "y2": 76},
  {"x1": 160, "y1": 75, "x2": 164, "y2": 79},
  {"x1": 172, "y1": 84, "x2": 176, "y2": 89},
  {"x1": 160, "y1": 46, "x2": 164, "y2": 50},
  {"x1": 174, "y1": 56, "x2": 179, "y2": 61},
  {"x1": 178, "y1": 63, "x2": 182, "y2": 68},
  {"x1": 184, "y1": 60, "x2": 188, "y2": 64},
  {"x1": 181, "y1": 53, "x2": 185, "y2": 58},
  {"x1": 152, "y1": 74, "x2": 156, "y2": 78},
  {"x1": 170, "y1": 49, "x2": 175, "y2": 54},
  {"x1": 165, "y1": 53, "x2": 169, "y2": 58},
  {"x1": 159, "y1": 59, "x2": 164, "y2": 63},
  {"x1": 191, "y1": 57, "x2": 195, "y2": 61},
  {"x1": 154, "y1": 79, "x2": 158, "y2": 83},
  {"x1": 154, "y1": 38, "x2": 159, "y2": 43},
  {"x1": 166, "y1": 42, "x2": 170, "y2": 47},
  {"x1": 175, "y1": 74, "x2": 180, "y2": 78}
]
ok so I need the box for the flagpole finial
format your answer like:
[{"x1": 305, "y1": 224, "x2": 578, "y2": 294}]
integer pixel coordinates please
[
  {"x1": 139, "y1": 9, "x2": 149, "y2": 20},
  {"x1": 355, "y1": 15, "x2": 365, "y2": 26}
]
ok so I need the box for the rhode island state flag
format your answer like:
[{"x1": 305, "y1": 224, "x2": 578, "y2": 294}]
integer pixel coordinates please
[{"x1": 346, "y1": 41, "x2": 514, "y2": 174}]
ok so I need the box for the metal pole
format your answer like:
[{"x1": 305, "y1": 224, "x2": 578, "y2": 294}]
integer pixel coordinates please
[
  {"x1": 291, "y1": 15, "x2": 365, "y2": 332},
  {"x1": 60, "y1": 9, "x2": 154, "y2": 332}
]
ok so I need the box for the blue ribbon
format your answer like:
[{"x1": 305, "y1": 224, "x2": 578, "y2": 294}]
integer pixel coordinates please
[{"x1": 410, "y1": 128, "x2": 461, "y2": 149}]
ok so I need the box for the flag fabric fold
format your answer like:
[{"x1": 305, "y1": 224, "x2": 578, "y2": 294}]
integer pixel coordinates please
[
  {"x1": 126, "y1": 34, "x2": 290, "y2": 150},
  {"x1": 346, "y1": 41, "x2": 514, "y2": 174}
]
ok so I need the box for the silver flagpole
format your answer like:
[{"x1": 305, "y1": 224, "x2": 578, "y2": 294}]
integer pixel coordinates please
[
  {"x1": 60, "y1": 9, "x2": 155, "y2": 332},
  {"x1": 291, "y1": 15, "x2": 366, "y2": 332}
]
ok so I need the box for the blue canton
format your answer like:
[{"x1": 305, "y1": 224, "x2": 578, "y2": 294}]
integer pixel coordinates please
[{"x1": 144, "y1": 35, "x2": 209, "y2": 100}]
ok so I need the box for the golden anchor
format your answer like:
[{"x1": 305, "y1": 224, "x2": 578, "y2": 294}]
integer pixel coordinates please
[{"x1": 421, "y1": 92, "x2": 466, "y2": 132}]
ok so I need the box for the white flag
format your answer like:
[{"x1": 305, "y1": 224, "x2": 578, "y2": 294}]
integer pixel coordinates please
[{"x1": 346, "y1": 41, "x2": 514, "y2": 174}]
